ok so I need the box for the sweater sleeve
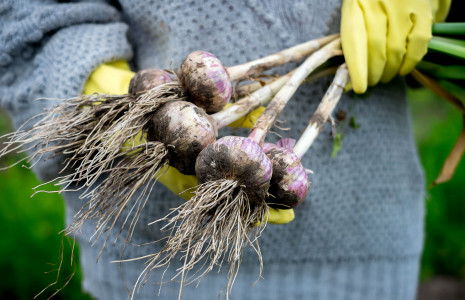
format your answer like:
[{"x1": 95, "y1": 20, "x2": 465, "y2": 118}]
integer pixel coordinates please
[{"x1": 0, "y1": 0, "x2": 133, "y2": 180}]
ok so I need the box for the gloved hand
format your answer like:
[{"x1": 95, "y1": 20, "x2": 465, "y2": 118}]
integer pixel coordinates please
[
  {"x1": 341, "y1": 0, "x2": 434, "y2": 94},
  {"x1": 430, "y1": 0, "x2": 452, "y2": 23},
  {"x1": 83, "y1": 61, "x2": 295, "y2": 224}
]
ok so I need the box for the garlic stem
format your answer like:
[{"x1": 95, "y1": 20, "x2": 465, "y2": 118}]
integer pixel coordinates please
[
  {"x1": 234, "y1": 77, "x2": 280, "y2": 99},
  {"x1": 227, "y1": 34, "x2": 339, "y2": 81},
  {"x1": 249, "y1": 38, "x2": 342, "y2": 146},
  {"x1": 212, "y1": 72, "x2": 293, "y2": 128},
  {"x1": 293, "y1": 64, "x2": 350, "y2": 158}
]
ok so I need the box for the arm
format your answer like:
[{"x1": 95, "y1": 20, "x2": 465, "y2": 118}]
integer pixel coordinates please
[{"x1": 0, "y1": 0, "x2": 133, "y2": 181}]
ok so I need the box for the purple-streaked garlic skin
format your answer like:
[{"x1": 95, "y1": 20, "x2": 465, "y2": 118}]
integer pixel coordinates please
[
  {"x1": 262, "y1": 142, "x2": 278, "y2": 154},
  {"x1": 265, "y1": 140, "x2": 309, "y2": 208},
  {"x1": 129, "y1": 68, "x2": 173, "y2": 96},
  {"x1": 179, "y1": 51, "x2": 232, "y2": 113},
  {"x1": 150, "y1": 100, "x2": 217, "y2": 175},
  {"x1": 196, "y1": 136, "x2": 272, "y2": 205},
  {"x1": 277, "y1": 138, "x2": 296, "y2": 151}
]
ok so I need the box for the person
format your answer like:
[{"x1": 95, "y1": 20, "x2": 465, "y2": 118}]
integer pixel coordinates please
[{"x1": 0, "y1": 0, "x2": 450, "y2": 299}]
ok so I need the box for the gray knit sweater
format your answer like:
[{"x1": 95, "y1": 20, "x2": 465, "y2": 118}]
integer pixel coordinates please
[{"x1": 0, "y1": 1, "x2": 425, "y2": 299}]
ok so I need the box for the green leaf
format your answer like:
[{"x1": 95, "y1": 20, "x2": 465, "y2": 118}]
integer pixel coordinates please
[
  {"x1": 433, "y1": 23, "x2": 465, "y2": 36},
  {"x1": 349, "y1": 116, "x2": 360, "y2": 129},
  {"x1": 416, "y1": 61, "x2": 465, "y2": 80},
  {"x1": 331, "y1": 133, "x2": 342, "y2": 158},
  {"x1": 428, "y1": 37, "x2": 465, "y2": 61},
  {"x1": 434, "y1": 36, "x2": 465, "y2": 48}
]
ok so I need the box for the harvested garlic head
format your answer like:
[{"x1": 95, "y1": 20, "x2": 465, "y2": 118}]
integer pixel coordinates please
[
  {"x1": 179, "y1": 51, "x2": 232, "y2": 113},
  {"x1": 263, "y1": 138, "x2": 309, "y2": 208},
  {"x1": 196, "y1": 136, "x2": 272, "y2": 205},
  {"x1": 129, "y1": 68, "x2": 173, "y2": 96},
  {"x1": 150, "y1": 100, "x2": 217, "y2": 175}
]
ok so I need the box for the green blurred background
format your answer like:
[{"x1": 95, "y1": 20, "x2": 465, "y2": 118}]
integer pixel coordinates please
[
  {"x1": 0, "y1": 110, "x2": 93, "y2": 300},
  {"x1": 0, "y1": 87, "x2": 464, "y2": 299}
]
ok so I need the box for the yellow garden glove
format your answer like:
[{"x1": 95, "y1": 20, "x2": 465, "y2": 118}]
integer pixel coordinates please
[
  {"x1": 341, "y1": 0, "x2": 434, "y2": 94},
  {"x1": 430, "y1": 0, "x2": 452, "y2": 23},
  {"x1": 83, "y1": 61, "x2": 295, "y2": 224},
  {"x1": 83, "y1": 60, "x2": 134, "y2": 95}
]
